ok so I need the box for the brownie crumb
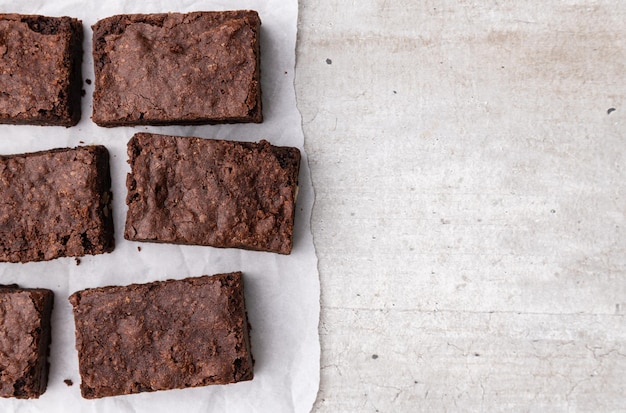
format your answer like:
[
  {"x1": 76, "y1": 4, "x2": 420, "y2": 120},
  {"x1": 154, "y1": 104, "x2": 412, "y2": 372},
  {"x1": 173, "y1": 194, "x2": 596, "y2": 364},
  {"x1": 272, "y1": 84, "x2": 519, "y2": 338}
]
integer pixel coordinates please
[
  {"x1": 137, "y1": 246, "x2": 141, "y2": 252},
  {"x1": 64, "y1": 379, "x2": 73, "y2": 386},
  {"x1": 75, "y1": 258, "x2": 81, "y2": 266},
  {"x1": 85, "y1": 79, "x2": 91, "y2": 85}
]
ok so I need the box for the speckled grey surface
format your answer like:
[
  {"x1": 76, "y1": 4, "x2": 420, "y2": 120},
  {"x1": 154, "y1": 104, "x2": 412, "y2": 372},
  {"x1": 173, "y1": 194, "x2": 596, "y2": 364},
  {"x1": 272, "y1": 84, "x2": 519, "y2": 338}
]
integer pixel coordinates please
[{"x1": 297, "y1": 1, "x2": 626, "y2": 411}]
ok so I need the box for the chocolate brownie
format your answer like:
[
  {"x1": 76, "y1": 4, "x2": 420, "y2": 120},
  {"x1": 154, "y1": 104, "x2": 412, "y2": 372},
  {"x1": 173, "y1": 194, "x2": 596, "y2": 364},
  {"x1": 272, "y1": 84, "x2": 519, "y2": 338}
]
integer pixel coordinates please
[
  {"x1": 0, "y1": 285, "x2": 54, "y2": 399},
  {"x1": 0, "y1": 14, "x2": 83, "y2": 126},
  {"x1": 125, "y1": 133, "x2": 300, "y2": 254},
  {"x1": 0, "y1": 146, "x2": 114, "y2": 263},
  {"x1": 92, "y1": 11, "x2": 262, "y2": 126},
  {"x1": 69, "y1": 272, "x2": 254, "y2": 399}
]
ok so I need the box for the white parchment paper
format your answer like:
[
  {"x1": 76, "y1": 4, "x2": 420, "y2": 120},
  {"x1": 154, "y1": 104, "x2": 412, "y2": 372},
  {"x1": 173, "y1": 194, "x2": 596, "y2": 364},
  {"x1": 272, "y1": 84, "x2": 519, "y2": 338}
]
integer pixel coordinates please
[{"x1": 0, "y1": 1, "x2": 320, "y2": 412}]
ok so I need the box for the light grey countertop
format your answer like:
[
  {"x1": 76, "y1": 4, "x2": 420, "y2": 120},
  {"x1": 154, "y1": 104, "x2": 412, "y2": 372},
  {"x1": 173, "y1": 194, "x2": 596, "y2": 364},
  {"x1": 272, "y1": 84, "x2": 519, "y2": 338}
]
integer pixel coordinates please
[{"x1": 295, "y1": 1, "x2": 626, "y2": 411}]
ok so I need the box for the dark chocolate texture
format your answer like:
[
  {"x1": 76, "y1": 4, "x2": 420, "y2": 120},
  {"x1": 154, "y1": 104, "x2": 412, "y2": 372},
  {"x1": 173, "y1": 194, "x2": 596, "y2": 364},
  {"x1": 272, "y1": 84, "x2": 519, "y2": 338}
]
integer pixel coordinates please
[
  {"x1": 0, "y1": 285, "x2": 54, "y2": 399},
  {"x1": 0, "y1": 146, "x2": 114, "y2": 263},
  {"x1": 0, "y1": 14, "x2": 83, "y2": 126},
  {"x1": 92, "y1": 11, "x2": 262, "y2": 126},
  {"x1": 125, "y1": 133, "x2": 300, "y2": 254},
  {"x1": 69, "y1": 272, "x2": 254, "y2": 399}
]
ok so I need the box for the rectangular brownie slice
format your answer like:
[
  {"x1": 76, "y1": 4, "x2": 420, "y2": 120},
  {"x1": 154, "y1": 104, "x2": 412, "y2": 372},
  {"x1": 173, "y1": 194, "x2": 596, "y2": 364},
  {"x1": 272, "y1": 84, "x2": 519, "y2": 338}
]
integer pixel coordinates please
[
  {"x1": 125, "y1": 133, "x2": 300, "y2": 254},
  {"x1": 0, "y1": 146, "x2": 114, "y2": 263},
  {"x1": 0, "y1": 285, "x2": 54, "y2": 399},
  {"x1": 92, "y1": 11, "x2": 262, "y2": 127},
  {"x1": 69, "y1": 272, "x2": 254, "y2": 399},
  {"x1": 0, "y1": 14, "x2": 83, "y2": 126}
]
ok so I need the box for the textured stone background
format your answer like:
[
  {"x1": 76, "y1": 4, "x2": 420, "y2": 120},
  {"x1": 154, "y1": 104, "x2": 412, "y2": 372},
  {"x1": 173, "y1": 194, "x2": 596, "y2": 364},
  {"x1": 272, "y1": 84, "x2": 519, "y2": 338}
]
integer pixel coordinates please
[{"x1": 295, "y1": 1, "x2": 626, "y2": 411}]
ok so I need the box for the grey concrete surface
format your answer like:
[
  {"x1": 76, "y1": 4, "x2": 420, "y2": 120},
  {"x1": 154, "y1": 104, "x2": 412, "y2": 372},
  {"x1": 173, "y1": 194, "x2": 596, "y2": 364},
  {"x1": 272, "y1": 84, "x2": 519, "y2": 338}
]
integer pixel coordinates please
[{"x1": 295, "y1": 1, "x2": 626, "y2": 412}]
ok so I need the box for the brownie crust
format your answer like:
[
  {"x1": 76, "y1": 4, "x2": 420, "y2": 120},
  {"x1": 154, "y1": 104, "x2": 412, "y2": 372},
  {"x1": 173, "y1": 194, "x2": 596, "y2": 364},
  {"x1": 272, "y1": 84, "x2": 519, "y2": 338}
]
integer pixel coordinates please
[
  {"x1": 92, "y1": 11, "x2": 262, "y2": 127},
  {"x1": 0, "y1": 14, "x2": 83, "y2": 126},
  {"x1": 0, "y1": 146, "x2": 114, "y2": 263},
  {"x1": 0, "y1": 285, "x2": 54, "y2": 399},
  {"x1": 125, "y1": 133, "x2": 300, "y2": 254},
  {"x1": 69, "y1": 272, "x2": 254, "y2": 399}
]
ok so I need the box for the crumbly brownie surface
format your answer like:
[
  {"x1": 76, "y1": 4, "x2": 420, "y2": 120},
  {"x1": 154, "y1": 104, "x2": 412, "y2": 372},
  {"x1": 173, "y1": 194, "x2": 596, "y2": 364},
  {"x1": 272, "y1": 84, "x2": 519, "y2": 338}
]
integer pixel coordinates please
[
  {"x1": 69, "y1": 272, "x2": 253, "y2": 399},
  {"x1": 0, "y1": 285, "x2": 54, "y2": 399},
  {"x1": 92, "y1": 11, "x2": 262, "y2": 126},
  {"x1": 125, "y1": 133, "x2": 300, "y2": 254},
  {"x1": 0, "y1": 14, "x2": 83, "y2": 126},
  {"x1": 0, "y1": 146, "x2": 114, "y2": 263}
]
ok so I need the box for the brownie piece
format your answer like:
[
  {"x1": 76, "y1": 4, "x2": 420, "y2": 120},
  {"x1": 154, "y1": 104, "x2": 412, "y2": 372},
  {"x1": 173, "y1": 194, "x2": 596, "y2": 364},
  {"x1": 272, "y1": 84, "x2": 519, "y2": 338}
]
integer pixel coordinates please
[
  {"x1": 125, "y1": 133, "x2": 300, "y2": 254},
  {"x1": 0, "y1": 285, "x2": 54, "y2": 399},
  {"x1": 0, "y1": 146, "x2": 114, "y2": 263},
  {"x1": 69, "y1": 272, "x2": 254, "y2": 399},
  {"x1": 92, "y1": 10, "x2": 262, "y2": 127},
  {"x1": 0, "y1": 14, "x2": 83, "y2": 126}
]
